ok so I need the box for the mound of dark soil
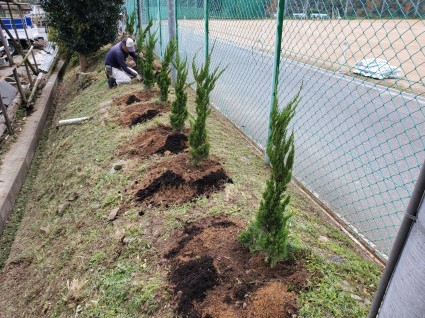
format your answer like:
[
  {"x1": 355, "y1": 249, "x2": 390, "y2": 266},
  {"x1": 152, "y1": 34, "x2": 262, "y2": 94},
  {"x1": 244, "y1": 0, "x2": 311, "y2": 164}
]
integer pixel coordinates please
[
  {"x1": 134, "y1": 153, "x2": 232, "y2": 206},
  {"x1": 170, "y1": 255, "x2": 219, "y2": 317},
  {"x1": 120, "y1": 126, "x2": 188, "y2": 158},
  {"x1": 114, "y1": 89, "x2": 159, "y2": 106},
  {"x1": 165, "y1": 215, "x2": 307, "y2": 318},
  {"x1": 119, "y1": 102, "x2": 168, "y2": 127}
]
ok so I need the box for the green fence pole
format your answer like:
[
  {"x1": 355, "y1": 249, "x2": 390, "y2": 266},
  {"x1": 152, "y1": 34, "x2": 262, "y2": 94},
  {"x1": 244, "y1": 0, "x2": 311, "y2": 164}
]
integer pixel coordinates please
[
  {"x1": 204, "y1": 0, "x2": 209, "y2": 61},
  {"x1": 265, "y1": 0, "x2": 285, "y2": 165},
  {"x1": 157, "y1": 0, "x2": 163, "y2": 56},
  {"x1": 168, "y1": 0, "x2": 177, "y2": 84},
  {"x1": 175, "y1": 0, "x2": 178, "y2": 49},
  {"x1": 147, "y1": 0, "x2": 151, "y2": 35}
]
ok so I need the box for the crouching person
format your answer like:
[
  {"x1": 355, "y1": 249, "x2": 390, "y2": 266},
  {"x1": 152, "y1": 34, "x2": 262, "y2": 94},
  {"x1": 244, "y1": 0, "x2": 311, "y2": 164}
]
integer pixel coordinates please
[{"x1": 104, "y1": 37, "x2": 142, "y2": 88}]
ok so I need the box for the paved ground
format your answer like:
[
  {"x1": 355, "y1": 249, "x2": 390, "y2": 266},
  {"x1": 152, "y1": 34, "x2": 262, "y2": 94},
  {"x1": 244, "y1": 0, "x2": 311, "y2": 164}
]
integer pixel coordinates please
[
  {"x1": 179, "y1": 19, "x2": 425, "y2": 95},
  {"x1": 163, "y1": 23, "x2": 425, "y2": 256}
]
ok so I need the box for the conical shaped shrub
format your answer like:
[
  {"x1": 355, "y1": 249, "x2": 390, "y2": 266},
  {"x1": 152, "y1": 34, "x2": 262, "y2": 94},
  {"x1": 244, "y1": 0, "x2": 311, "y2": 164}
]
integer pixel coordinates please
[
  {"x1": 170, "y1": 53, "x2": 189, "y2": 130},
  {"x1": 240, "y1": 86, "x2": 302, "y2": 268},
  {"x1": 157, "y1": 38, "x2": 177, "y2": 102},
  {"x1": 189, "y1": 51, "x2": 224, "y2": 165}
]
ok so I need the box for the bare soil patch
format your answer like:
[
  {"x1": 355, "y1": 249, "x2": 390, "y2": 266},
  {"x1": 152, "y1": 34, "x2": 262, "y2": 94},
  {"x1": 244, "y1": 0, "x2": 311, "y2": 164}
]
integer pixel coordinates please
[
  {"x1": 119, "y1": 101, "x2": 168, "y2": 127},
  {"x1": 120, "y1": 125, "x2": 189, "y2": 158},
  {"x1": 164, "y1": 215, "x2": 307, "y2": 318},
  {"x1": 113, "y1": 88, "x2": 159, "y2": 106},
  {"x1": 134, "y1": 153, "x2": 232, "y2": 206}
]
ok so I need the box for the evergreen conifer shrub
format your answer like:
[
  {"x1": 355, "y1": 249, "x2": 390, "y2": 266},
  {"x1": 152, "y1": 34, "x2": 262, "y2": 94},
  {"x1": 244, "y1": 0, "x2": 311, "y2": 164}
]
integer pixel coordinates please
[
  {"x1": 136, "y1": 20, "x2": 153, "y2": 77},
  {"x1": 157, "y1": 38, "x2": 177, "y2": 102},
  {"x1": 189, "y1": 52, "x2": 224, "y2": 165},
  {"x1": 125, "y1": 9, "x2": 137, "y2": 36},
  {"x1": 170, "y1": 53, "x2": 189, "y2": 130},
  {"x1": 240, "y1": 87, "x2": 302, "y2": 268},
  {"x1": 142, "y1": 32, "x2": 157, "y2": 88}
]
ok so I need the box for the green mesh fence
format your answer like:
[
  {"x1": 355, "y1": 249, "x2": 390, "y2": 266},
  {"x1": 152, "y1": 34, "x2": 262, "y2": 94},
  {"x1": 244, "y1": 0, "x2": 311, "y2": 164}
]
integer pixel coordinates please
[{"x1": 132, "y1": 0, "x2": 425, "y2": 260}]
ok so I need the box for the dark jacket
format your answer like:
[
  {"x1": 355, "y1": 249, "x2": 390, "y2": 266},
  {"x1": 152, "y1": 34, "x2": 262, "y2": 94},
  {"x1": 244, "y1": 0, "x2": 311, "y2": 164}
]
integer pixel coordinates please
[{"x1": 104, "y1": 39, "x2": 138, "y2": 76}]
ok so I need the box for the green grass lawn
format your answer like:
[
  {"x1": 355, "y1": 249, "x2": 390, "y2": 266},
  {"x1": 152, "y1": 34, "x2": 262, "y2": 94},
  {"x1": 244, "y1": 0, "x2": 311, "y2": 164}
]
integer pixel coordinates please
[{"x1": 0, "y1": 50, "x2": 382, "y2": 318}]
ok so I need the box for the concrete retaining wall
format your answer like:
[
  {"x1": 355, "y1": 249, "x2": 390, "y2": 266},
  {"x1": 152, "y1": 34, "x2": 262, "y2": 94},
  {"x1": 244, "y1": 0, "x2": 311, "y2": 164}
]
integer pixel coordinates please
[{"x1": 0, "y1": 60, "x2": 65, "y2": 234}]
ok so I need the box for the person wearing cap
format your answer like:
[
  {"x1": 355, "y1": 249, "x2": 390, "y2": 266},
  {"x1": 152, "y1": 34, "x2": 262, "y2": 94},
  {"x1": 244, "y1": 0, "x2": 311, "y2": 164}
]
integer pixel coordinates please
[{"x1": 104, "y1": 37, "x2": 142, "y2": 88}]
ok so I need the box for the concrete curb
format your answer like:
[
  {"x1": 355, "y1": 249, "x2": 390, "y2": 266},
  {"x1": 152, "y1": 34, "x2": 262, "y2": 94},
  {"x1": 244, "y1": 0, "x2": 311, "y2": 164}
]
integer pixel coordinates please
[{"x1": 0, "y1": 60, "x2": 66, "y2": 234}]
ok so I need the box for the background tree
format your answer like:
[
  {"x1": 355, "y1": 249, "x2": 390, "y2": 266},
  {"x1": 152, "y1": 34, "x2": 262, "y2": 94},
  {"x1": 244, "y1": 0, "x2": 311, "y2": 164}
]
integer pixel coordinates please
[
  {"x1": 40, "y1": 0, "x2": 123, "y2": 72},
  {"x1": 170, "y1": 53, "x2": 189, "y2": 130},
  {"x1": 157, "y1": 38, "x2": 177, "y2": 102},
  {"x1": 240, "y1": 86, "x2": 301, "y2": 268},
  {"x1": 189, "y1": 52, "x2": 224, "y2": 165}
]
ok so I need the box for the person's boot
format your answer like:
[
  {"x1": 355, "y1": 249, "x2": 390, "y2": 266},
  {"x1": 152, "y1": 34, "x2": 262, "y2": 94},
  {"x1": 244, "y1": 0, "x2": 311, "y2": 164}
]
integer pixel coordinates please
[{"x1": 108, "y1": 77, "x2": 117, "y2": 89}]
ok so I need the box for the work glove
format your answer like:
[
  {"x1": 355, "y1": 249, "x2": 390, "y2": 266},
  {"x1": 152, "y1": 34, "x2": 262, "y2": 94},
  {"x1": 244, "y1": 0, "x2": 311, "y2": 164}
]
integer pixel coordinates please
[{"x1": 136, "y1": 74, "x2": 142, "y2": 81}]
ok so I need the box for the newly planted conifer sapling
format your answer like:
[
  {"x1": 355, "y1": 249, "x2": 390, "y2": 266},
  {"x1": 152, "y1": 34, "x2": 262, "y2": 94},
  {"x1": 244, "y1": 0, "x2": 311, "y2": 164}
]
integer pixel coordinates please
[
  {"x1": 170, "y1": 53, "x2": 189, "y2": 130},
  {"x1": 189, "y1": 51, "x2": 225, "y2": 165},
  {"x1": 240, "y1": 86, "x2": 302, "y2": 267}
]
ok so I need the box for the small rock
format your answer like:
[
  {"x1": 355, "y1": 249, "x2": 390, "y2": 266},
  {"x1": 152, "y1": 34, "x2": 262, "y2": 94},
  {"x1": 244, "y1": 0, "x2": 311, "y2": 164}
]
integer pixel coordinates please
[
  {"x1": 40, "y1": 226, "x2": 50, "y2": 235},
  {"x1": 318, "y1": 235, "x2": 329, "y2": 242},
  {"x1": 113, "y1": 160, "x2": 126, "y2": 171},
  {"x1": 242, "y1": 302, "x2": 247, "y2": 309},
  {"x1": 363, "y1": 299, "x2": 372, "y2": 306},
  {"x1": 339, "y1": 280, "x2": 354, "y2": 293},
  {"x1": 57, "y1": 202, "x2": 71, "y2": 215},
  {"x1": 175, "y1": 290, "x2": 183, "y2": 302},
  {"x1": 108, "y1": 208, "x2": 119, "y2": 221},
  {"x1": 67, "y1": 192, "x2": 80, "y2": 202},
  {"x1": 351, "y1": 294, "x2": 363, "y2": 301},
  {"x1": 109, "y1": 167, "x2": 117, "y2": 175},
  {"x1": 139, "y1": 210, "x2": 145, "y2": 216},
  {"x1": 164, "y1": 150, "x2": 171, "y2": 156}
]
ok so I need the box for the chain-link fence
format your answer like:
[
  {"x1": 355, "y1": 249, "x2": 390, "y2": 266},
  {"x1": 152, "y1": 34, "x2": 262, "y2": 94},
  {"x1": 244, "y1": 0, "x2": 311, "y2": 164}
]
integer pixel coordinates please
[{"x1": 128, "y1": 0, "x2": 425, "y2": 260}]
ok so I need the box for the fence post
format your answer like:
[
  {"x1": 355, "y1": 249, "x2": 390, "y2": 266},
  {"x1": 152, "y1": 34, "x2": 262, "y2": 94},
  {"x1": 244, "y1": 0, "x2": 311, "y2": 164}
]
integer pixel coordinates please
[
  {"x1": 157, "y1": 0, "x2": 163, "y2": 56},
  {"x1": 174, "y1": 0, "x2": 178, "y2": 49},
  {"x1": 265, "y1": 0, "x2": 285, "y2": 164},
  {"x1": 137, "y1": 0, "x2": 141, "y2": 28},
  {"x1": 168, "y1": 0, "x2": 177, "y2": 84},
  {"x1": 147, "y1": 0, "x2": 151, "y2": 34},
  {"x1": 204, "y1": 0, "x2": 209, "y2": 61},
  {"x1": 368, "y1": 160, "x2": 425, "y2": 317}
]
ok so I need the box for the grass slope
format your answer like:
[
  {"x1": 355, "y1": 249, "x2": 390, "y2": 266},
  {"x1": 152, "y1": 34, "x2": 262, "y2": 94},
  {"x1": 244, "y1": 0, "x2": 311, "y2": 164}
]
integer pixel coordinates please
[{"x1": 0, "y1": 50, "x2": 382, "y2": 318}]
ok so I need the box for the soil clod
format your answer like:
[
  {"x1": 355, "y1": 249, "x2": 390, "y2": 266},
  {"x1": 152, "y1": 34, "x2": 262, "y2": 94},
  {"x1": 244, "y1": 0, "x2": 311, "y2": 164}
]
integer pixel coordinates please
[
  {"x1": 134, "y1": 153, "x2": 232, "y2": 206},
  {"x1": 130, "y1": 109, "x2": 159, "y2": 126},
  {"x1": 170, "y1": 255, "x2": 219, "y2": 317},
  {"x1": 114, "y1": 89, "x2": 159, "y2": 106},
  {"x1": 136, "y1": 170, "x2": 185, "y2": 203},
  {"x1": 119, "y1": 102, "x2": 168, "y2": 127},
  {"x1": 126, "y1": 95, "x2": 140, "y2": 105},
  {"x1": 119, "y1": 126, "x2": 189, "y2": 159}
]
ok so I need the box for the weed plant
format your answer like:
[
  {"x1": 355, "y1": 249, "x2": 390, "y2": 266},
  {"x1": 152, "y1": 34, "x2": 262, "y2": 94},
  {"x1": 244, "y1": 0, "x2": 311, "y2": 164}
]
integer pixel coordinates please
[
  {"x1": 189, "y1": 52, "x2": 224, "y2": 165},
  {"x1": 142, "y1": 32, "x2": 157, "y2": 88},
  {"x1": 170, "y1": 53, "x2": 189, "y2": 130},
  {"x1": 157, "y1": 38, "x2": 177, "y2": 102},
  {"x1": 240, "y1": 86, "x2": 302, "y2": 268}
]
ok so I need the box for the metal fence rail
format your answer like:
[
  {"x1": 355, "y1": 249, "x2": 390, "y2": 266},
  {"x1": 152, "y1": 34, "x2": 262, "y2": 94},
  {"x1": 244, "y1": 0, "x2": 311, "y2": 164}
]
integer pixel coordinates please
[{"x1": 127, "y1": 0, "x2": 425, "y2": 259}]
